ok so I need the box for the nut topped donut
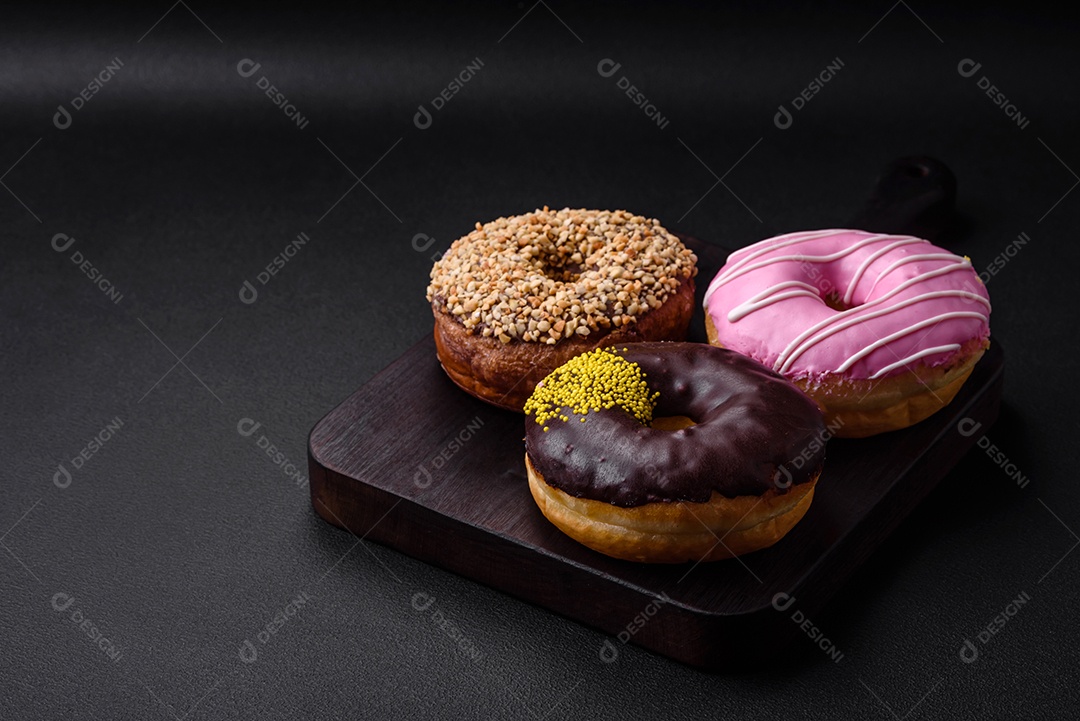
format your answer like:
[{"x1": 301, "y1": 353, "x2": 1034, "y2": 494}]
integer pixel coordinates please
[
  {"x1": 427, "y1": 207, "x2": 697, "y2": 411},
  {"x1": 524, "y1": 343, "x2": 827, "y2": 564},
  {"x1": 703, "y1": 229, "x2": 991, "y2": 437}
]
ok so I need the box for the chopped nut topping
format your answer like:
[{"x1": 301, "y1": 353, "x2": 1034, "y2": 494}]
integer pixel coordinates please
[{"x1": 427, "y1": 207, "x2": 697, "y2": 342}]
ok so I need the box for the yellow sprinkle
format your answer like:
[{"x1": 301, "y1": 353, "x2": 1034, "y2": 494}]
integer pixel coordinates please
[{"x1": 523, "y1": 347, "x2": 658, "y2": 428}]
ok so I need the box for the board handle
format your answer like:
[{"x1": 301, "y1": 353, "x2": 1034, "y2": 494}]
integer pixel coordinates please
[{"x1": 845, "y1": 156, "x2": 957, "y2": 242}]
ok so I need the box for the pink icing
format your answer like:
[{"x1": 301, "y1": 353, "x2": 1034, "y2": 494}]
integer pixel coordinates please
[{"x1": 703, "y1": 229, "x2": 991, "y2": 382}]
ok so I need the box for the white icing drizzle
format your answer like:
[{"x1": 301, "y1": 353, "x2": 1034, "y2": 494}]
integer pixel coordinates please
[
  {"x1": 834, "y1": 313, "x2": 986, "y2": 373},
  {"x1": 777, "y1": 288, "x2": 988, "y2": 374},
  {"x1": 727, "y1": 281, "x2": 820, "y2": 322},
  {"x1": 704, "y1": 229, "x2": 864, "y2": 306},
  {"x1": 722, "y1": 229, "x2": 841, "y2": 265},
  {"x1": 774, "y1": 262, "x2": 986, "y2": 374},
  {"x1": 864, "y1": 253, "x2": 963, "y2": 297},
  {"x1": 710, "y1": 230, "x2": 991, "y2": 379},
  {"x1": 842, "y1": 237, "x2": 928, "y2": 305},
  {"x1": 869, "y1": 344, "x2": 962, "y2": 380},
  {"x1": 708, "y1": 232, "x2": 897, "y2": 297}
]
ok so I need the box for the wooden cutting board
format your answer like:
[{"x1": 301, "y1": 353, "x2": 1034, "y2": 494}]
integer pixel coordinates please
[{"x1": 307, "y1": 158, "x2": 1004, "y2": 671}]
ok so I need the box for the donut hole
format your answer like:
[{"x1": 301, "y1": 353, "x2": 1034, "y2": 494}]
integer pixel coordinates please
[
  {"x1": 650, "y1": 415, "x2": 697, "y2": 431},
  {"x1": 799, "y1": 264, "x2": 861, "y2": 312},
  {"x1": 822, "y1": 290, "x2": 855, "y2": 312},
  {"x1": 534, "y1": 245, "x2": 586, "y2": 283},
  {"x1": 540, "y1": 261, "x2": 584, "y2": 283}
]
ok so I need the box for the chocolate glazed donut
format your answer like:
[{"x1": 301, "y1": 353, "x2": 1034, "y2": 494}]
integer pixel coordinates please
[{"x1": 524, "y1": 342, "x2": 828, "y2": 563}]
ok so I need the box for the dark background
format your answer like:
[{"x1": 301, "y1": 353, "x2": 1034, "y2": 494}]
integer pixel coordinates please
[{"x1": 2, "y1": 3, "x2": 1078, "y2": 719}]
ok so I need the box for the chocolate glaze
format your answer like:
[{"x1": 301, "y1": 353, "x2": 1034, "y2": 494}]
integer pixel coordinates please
[{"x1": 524, "y1": 342, "x2": 827, "y2": 507}]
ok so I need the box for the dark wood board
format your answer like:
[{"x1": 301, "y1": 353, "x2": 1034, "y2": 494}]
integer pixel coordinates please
[{"x1": 307, "y1": 233, "x2": 1004, "y2": 672}]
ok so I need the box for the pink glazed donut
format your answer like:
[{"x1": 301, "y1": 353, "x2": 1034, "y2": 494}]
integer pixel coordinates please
[{"x1": 703, "y1": 229, "x2": 991, "y2": 437}]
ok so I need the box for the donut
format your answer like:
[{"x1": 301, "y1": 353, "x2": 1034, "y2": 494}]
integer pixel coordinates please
[
  {"x1": 426, "y1": 207, "x2": 697, "y2": 412},
  {"x1": 523, "y1": 343, "x2": 827, "y2": 564},
  {"x1": 703, "y1": 229, "x2": 992, "y2": 438}
]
